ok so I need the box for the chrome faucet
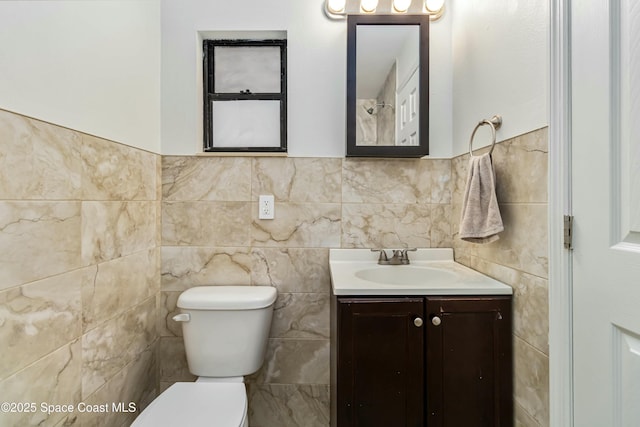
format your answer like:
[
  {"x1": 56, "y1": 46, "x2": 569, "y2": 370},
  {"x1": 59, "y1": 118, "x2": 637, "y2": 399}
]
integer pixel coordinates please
[{"x1": 371, "y1": 248, "x2": 417, "y2": 265}]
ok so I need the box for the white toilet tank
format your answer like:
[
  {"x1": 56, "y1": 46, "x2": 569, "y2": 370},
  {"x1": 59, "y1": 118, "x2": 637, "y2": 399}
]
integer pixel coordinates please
[{"x1": 175, "y1": 285, "x2": 277, "y2": 377}]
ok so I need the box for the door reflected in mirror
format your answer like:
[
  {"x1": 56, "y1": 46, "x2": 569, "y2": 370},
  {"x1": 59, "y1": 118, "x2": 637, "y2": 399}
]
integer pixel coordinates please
[{"x1": 346, "y1": 15, "x2": 429, "y2": 158}]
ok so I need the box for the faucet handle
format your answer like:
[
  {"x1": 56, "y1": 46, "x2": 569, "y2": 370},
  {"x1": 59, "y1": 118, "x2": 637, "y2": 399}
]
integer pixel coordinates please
[
  {"x1": 399, "y1": 248, "x2": 417, "y2": 263},
  {"x1": 371, "y1": 248, "x2": 388, "y2": 262}
]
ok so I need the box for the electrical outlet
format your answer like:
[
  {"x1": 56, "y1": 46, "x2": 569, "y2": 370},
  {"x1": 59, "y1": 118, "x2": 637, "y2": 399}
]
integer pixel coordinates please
[{"x1": 258, "y1": 195, "x2": 275, "y2": 220}]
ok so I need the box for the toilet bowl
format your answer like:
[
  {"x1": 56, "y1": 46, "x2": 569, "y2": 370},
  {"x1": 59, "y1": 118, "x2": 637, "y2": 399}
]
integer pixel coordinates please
[{"x1": 131, "y1": 285, "x2": 277, "y2": 427}]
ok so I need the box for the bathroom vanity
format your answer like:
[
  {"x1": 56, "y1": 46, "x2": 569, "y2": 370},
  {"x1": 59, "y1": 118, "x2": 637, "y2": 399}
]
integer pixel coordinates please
[{"x1": 329, "y1": 249, "x2": 513, "y2": 427}]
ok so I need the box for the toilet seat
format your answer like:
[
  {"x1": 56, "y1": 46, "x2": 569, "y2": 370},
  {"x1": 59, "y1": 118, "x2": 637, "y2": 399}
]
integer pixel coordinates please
[{"x1": 132, "y1": 382, "x2": 247, "y2": 427}]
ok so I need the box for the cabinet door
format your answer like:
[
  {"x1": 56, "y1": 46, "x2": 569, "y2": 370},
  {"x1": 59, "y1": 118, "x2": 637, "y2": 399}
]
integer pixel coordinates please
[
  {"x1": 426, "y1": 296, "x2": 513, "y2": 427},
  {"x1": 336, "y1": 297, "x2": 424, "y2": 427}
]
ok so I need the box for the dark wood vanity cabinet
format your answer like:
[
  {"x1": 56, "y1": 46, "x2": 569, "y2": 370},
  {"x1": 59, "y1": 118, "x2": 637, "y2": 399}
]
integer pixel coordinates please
[
  {"x1": 331, "y1": 295, "x2": 512, "y2": 427},
  {"x1": 425, "y1": 296, "x2": 513, "y2": 427},
  {"x1": 332, "y1": 297, "x2": 425, "y2": 426}
]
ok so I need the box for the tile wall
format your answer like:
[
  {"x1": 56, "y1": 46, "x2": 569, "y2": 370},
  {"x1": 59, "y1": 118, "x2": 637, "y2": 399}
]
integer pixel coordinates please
[
  {"x1": 0, "y1": 109, "x2": 161, "y2": 427},
  {"x1": 0, "y1": 105, "x2": 548, "y2": 427},
  {"x1": 451, "y1": 127, "x2": 549, "y2": 427},
  {"x1": 159, "y1": 156, "x2": 452, "y2": 426}
]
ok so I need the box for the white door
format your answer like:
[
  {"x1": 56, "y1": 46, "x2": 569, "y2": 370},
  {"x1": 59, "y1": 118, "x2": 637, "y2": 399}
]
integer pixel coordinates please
[
  {"x1": 396, "y1": 67, "x2": 419, "y2": 146},
  {"x1": 572, "y1": 1, "x2": 640, "y2": 425}
]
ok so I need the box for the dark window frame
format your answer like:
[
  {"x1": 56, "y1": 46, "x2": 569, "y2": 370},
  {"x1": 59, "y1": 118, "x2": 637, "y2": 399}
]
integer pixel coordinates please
[{"x1": 203, "y1": 39, "x2": 287, "y2": 153}]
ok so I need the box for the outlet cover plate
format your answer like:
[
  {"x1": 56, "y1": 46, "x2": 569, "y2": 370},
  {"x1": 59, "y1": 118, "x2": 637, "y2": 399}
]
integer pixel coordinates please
[{"x1": 258, "y1": 195, "x2": 275, "y2": 219}]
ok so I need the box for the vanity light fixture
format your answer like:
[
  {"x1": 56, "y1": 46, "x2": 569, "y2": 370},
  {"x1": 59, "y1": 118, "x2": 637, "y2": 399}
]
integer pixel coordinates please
[
  {"x1": 423, "y1": 0, "x2": 445, "y2": 19},
  {"x1": 392, "y1": 0, "x2": 412, "y2": 13},
  {"x1": 360, "y1": 0, "x2": 378, "y2": 13},
  {"x1": 327, "y1": 0, "x2": 346, "y2": 14},
  {"x1": 323, "y1": 0, "x2": 445, "y2": 20},
  {"x1": 424, "y1": 0, "x2": 445, "y2": 13}
]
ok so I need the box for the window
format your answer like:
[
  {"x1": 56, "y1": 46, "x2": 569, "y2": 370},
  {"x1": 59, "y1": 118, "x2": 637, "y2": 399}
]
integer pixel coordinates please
[{"x1": 203, "y1": 39, "x2": 287, "y2": 152}]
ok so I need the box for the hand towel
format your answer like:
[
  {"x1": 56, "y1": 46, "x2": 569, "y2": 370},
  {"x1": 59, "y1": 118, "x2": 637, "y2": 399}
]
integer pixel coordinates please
[{"x1": 459, "y1": 153, "x2": 504, "y2": 244}]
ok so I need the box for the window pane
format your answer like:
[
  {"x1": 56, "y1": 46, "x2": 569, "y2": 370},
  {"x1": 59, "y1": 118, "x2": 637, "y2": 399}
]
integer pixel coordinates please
[
  {"x1": 214, "y1": 46, "x2": 281, "y2": 93},
  {"x1": 210, "y1": 100, "x2": 281, "y2": 148}
]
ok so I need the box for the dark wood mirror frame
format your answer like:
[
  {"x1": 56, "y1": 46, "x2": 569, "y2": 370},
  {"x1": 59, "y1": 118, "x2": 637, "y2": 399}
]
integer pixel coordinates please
[{"x1": 346, "y1": 14, "x2": 429, "y2": 157}]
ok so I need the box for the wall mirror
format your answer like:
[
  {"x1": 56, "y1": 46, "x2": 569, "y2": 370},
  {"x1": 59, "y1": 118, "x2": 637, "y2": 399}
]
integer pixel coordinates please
[{"x1": 346, "y1": 14, "x2": 429, "y2": 157}]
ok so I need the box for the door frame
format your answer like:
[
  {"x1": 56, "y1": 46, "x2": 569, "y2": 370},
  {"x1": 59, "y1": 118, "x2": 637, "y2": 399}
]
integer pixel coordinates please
[{"x1": 549, "y1": 0, "x2": 574, "y2": 426}]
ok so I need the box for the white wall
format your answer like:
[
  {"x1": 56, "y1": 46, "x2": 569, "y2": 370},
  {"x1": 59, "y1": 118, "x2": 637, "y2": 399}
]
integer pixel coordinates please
[
  {"x1": 161, "y1": 0, "x2": 454, "y2": 157},
  {"x1": 451, "y1": 0, "x2": 548, "y2": 156},
  {"x1": 0, "y1": 0, "x2": 545, "y2": 158},
  {"x1": 0, "y1": 1, "x2": 161, "y2": 153}
]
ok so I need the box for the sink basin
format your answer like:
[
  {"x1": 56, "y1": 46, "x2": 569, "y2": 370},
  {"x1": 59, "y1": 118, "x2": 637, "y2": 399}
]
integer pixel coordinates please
[
  {"x1": 329, "y1": 248, "x2": 513, "y2": 296},
  {"x1": 354, "y1": 266, "x2": 459, "y2": 286}
]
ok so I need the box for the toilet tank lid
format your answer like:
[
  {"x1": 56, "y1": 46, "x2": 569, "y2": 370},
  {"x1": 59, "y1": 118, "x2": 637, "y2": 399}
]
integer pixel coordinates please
[{"x1": 177, "y1": 286, "x2": 278, "y2": 310}]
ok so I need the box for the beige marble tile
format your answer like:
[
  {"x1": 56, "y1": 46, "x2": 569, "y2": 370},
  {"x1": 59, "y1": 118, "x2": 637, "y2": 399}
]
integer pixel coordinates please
[
  {"x1": 462, "y1": 253, "x2": 519, "y2": 286},
  {"x1": 460, "y1": 256, "x2": 547, "y2": 354},
  {"x1": 452, "y1": 247, "x2": 472, "y2": 266},
  {"x1": 451, "y1": 127, "x2": 548, "y2": 213},
  {"x1": 161, "y1": 246, "x2": 252, "y2": 291},
  {"x1": 450, "y1": 202, "x2": 463, "y2": 249},
  {"x1": 82, "y1": 249, "x2": 159, "y2": 332},
  {"x1": 0, "y1": 201, "x2": 82, "y2": 290},
  {"x1": 81, "y1": 134, "x2": 157, "y2": 201},
  {"x1": 0, "y1": 270, "x2": 83, "y2": 379},
  {"x1": 156, "y1": 156, "x2": 163, "y2": 249},
  {"x1": 156, "y1": 155, "x2": 163, "y2": 202},
  {"x1": 514, "y1": 336, "x2": 549, "y2": 427},
  {"x1": 513, "y1": 274, "x2": 549, "y2": 355},
  {"x1": 252, "y1": 158, "x2": 342, "y2": 203},
  {"x1": 341, "y1": 203, "x2": 431, "y2": 248},
  {"x1": 162, "y1": 156, "x2": 251, "y2": 201},
  {"x1": 82, "y1": 297, "x2": 156, "y2": 399},
  {"x1": 251, "y1": 248, "x2": 330, "y2": 293},
  {"x1": 74, "y1": 345, "x2": 157, "y2": 427},
  {"x1": 0, "y1": 340, "x2": 81, "y2": 427},
  {"x1": 162, "y1": 201, "x2": 251, "y2": 246},
  {"x1": 158, "y1": 336, "x2": 196, "y2": 383},
  {"x1": 251, "y1": 203, "x2": 341, "y2": 248},
  {"x1": 249, "y1": 339, "x2": 330, "y2": 385},
  {"x1": 81, "y1": 201, "x2": 156, "y2": 265},
  {"x1": 453, "y1": 203, "x2": 548, "y2": 278},
  {"x1": 271, "y1": 293, "x2": 330, "y2": 339},
  {"x1": 342, "y1": 158, "x2": 450, "y2": 204},
  {"x1": 489, "y1": 203, "x2": 548, "y2": 278},
  {"x1": 248, "y1": 384, "x2": 330, "y2": 427},
  {"x1": 493, "y1": 128, "x2": 548, "y2": 204},
  {"x1": 451, "y1": 155, "x2": 470, "y2": 205},
  {"x1": 430, "y1": 204, "x2": 452, "y2": 248},
  {"x1": 158, "y1": 291, "x2": 182, "y2": 337},
  {"x1": 515, "y1": 401, "x2": 542, "y2": 427},
  {"x1": 342, "y1": 159, "x2": 426, "y2": 203},
  {"x1": 0, "y1": 109, "x2": 82, "y2": 200},
  {"x1": 425, "y1": 159, "x2": 453, "y2": 204}
]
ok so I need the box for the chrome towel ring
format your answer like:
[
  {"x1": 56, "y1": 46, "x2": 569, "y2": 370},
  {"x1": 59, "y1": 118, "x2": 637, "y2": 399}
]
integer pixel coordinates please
[{"x1": 469, "y1": 115, "x2": 502, "y2": 157}]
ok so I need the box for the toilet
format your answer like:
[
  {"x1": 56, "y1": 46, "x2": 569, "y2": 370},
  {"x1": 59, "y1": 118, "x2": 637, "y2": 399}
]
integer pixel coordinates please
[{"x1": 132, "y1": 285, "x2": 278, "y2": 427}]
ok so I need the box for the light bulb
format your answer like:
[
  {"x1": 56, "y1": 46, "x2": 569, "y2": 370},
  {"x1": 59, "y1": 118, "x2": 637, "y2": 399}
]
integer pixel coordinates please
[
  {"x1": 393, "y1": 0, "x2": 412, "y2": 12},
  {"x1": 360, "y1": 0, "x2": 378, "y2": 13},
  {"x1": 327, "y1": 0, "x2": 346, "y2": 14},
  {"x1": 425, "y1": 0, "x2": 444, "y2": 13}
]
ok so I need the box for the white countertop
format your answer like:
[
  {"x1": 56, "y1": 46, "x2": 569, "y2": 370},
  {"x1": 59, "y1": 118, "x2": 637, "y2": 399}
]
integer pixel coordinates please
[{"x1": 329, "y1": 248, "x2": 513, "y2": 296}]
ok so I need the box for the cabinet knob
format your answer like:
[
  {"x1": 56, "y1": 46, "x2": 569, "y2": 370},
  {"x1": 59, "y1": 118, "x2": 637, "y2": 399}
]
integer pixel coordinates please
[
  {"x1": 414, "y1": 317, "x2": 423, "y2": 327},
  {"x1": 431, "y1": 316, "x2": 442, "y2": 326}
]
